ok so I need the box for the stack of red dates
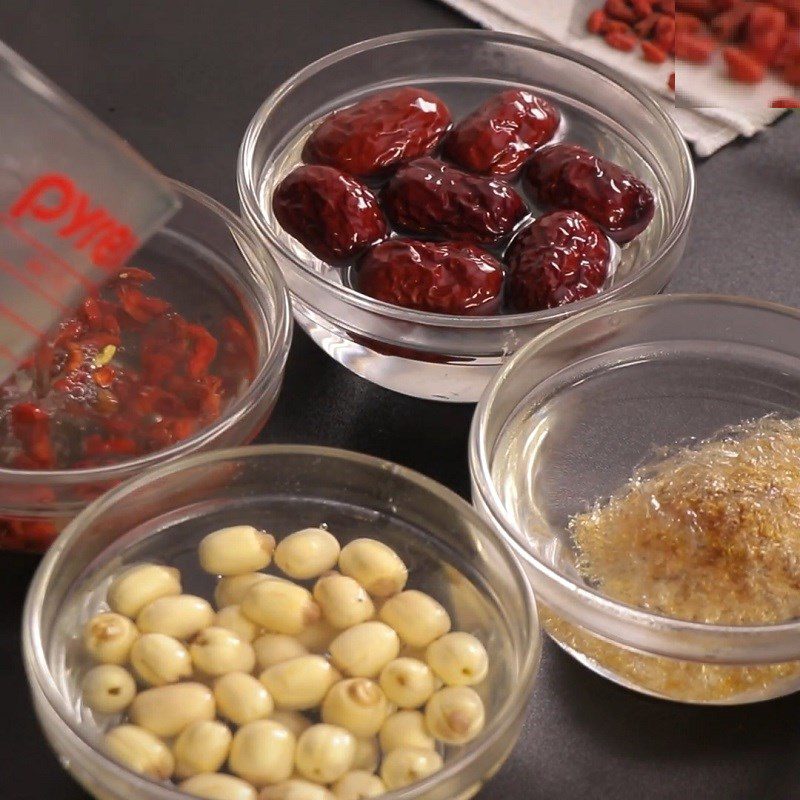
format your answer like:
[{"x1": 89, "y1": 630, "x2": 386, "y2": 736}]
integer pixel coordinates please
[{"x1": 272, "y1": 86, "x2": 655, "y2": 315}]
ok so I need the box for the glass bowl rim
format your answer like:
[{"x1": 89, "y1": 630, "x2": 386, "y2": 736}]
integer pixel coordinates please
[
  {"x1": 23, "y1": 443, "x2": 541, "y2": 800},
  {"x1": 237, "y1": 27, "x2": 696, "y2": 330},
  {"x1": 470, "y1": 293, "x2": 800, "y2": 660},
  {"x1": 0, "y1": 180, "x2": 293, "y2": 486}
]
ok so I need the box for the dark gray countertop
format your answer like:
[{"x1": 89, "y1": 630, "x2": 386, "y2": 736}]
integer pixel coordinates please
[{"x1": 3, "y1": 2, "x2": 800, "y2": 798}]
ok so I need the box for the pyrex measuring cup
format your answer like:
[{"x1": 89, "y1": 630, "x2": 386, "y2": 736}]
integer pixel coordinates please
[{"x1": 0, "y1": 41, "x2": 179, "y2": 382}]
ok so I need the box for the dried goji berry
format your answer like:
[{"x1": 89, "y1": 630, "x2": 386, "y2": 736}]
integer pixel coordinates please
[
  {"x1": 712, "y1": 5, "x2": 753, "y2": 42},
  {"x1": 606, "y1": 30, "x2": 640, "y2": 50},
  {"x1": 588, "y1": 9, "x2": 608, "y2": 32},
  {"x1": 634, "y1": 12, "x2": 661, "y2": 37},
  {"x1": 642, "y1": 39, "x2": 669, "y2": 61},
  {"x1": 771, "y1": 95, "x2": 800, "y2": 105},
  {"x1": 668, "y1": 71, "x2": 676, "y2": 89},
  {"x1": 675, "y1": 32, "x2": 717, "y2": 61},
  {"x1": 606, "y1": 0, "x2": 638, "y2": 21},
  {"x1": 724, "y1": 45, "x2": 767, "y2": 80},
  {"x1": 747, "y1": 3, "x2": 788, "y2": 65}
]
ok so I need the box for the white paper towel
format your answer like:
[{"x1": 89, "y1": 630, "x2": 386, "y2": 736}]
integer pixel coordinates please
[{"x1": 440, "y1": 0, "x2": 786, "y2": 156}]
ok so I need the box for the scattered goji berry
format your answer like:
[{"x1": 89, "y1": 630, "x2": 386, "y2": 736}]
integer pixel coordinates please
[
  {"x1": 588, "y1": 9, "x2": 608, "y2": 32},
  {"x1": 771, "y1": 94, "x2": 800, "y2": 104},
  {"x1": 675, "y1": 32, "x2": 718, "y2": 61},
  {"x1": 605, "y1": 30, "x2": 640, "y2": 50},
  {"x1": 724, "y1": 45, "x2": 767, "y2": 80},
  {"x1": 642, "y1": 39, "x2": 669, "y2": 61}
]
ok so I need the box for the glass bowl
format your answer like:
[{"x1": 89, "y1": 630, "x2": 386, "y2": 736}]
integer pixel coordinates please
[
  {"x1": 237, "y1": 29, "x2": 695, "y2": 402},
  {"x1": 470, "y1": 294, "x2": 800, "y2": 705},
  {"x1": 0, "y1": 181, "x2": 292, "y2": 552},
  {"x1": 23, "y1": 445, "x2": 540, "y2": 800}
]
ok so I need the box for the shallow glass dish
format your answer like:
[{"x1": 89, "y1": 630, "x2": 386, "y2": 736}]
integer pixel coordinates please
[
  {"x1": 238, "y1": 29, "x2": 695, "y2": 402},
  {"x1": 471, "y1": 295, "x2": 800, "y2": 705},
  {"x1": 0, "y1": 181, "x2": 292, "y2": 552},
  {"x1": 23, "y1": 445, "x2": 540, "y2": 800}
]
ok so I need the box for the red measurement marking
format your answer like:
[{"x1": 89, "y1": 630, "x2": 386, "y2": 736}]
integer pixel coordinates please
[
  {"x1": 0, "y1": 257, "x2": 68, "y2": 312},
  {"x1": 0, "y1": 212, "x2": 94, "y2": 291},
  {"x1": 0, "y1": 302, "x2": 41, "y2": 337}
]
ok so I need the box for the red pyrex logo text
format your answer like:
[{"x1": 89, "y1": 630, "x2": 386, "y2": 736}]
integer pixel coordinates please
[{"x1": 9, "y1": 173, "x2": 139, "y2": 271}]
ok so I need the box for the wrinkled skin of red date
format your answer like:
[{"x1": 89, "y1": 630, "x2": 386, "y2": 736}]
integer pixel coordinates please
[
  {"x1": 303, "y1": 87, "x2": 452, "y2": 177},
  {"x1": 505, "y1": 210, "x2": 611, "y2": 312},
  {"x1": 272, "y1": 165, "x2": 387, "y2": 261},
  {"x1": 358, "y1": 239, "x2": 504, "y2": 315},
  {"x1": 382, "y1": 158, "x2": 527, "y2": 244},
  {"x1": 525, "y1": 143, "x2": 655, "y2": 244},
  {"x1": 443, "y1": 89, "x2": 560, "y2": 176}
]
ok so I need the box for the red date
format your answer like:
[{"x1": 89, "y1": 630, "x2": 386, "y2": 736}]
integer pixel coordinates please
[
  {"x1": 525, "y1": 143, "x2": 655, "y2": 244},
  {"x1": 303, "y1": 87, "x2": 451, "y2": 177},
  {"x1": 382, "y1": 158, "x2": 526, "y2": 244},
  {"x1": 272, "y1": 165, "x2": 387, "y2": 261},
  {"x1": 506, "y1": 210, "x2": 611, "y2": 311},
  {"x1": 358, "y1": 239, "x2": 503, "y2": 315},
  {"x1": 443, "y1": 89, "x2": 560, "y2": 176}
]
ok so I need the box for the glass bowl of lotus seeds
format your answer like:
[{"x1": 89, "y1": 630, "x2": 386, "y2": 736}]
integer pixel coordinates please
[{"x1": 23, "y1": 445, "x2": 540, "y2": 800}]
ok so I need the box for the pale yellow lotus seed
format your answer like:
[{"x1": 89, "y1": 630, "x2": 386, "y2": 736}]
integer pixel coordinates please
[
  {"x1": 228, "y1": 719, "x2": 296, "y2": 787},
  {"x1": 338, "y1": 539, "x2": 407, "y2": 598},
  {"x1": 332, "y1": 771, "x2": 386, "y2": 800},
  {"x1": 260, "y1": 655, "x2": 340, "y2": 710},
  {"x1": 105, "y1": 724, "x2": 174, "y2": 779},
  {"x1": 275, "y1": 528, "x2": 341, "y2": 580},
  {"x1": 180, "y1": 773, "x2": 257, "y2": 800},
  {"x1": 190, "y1": 627, "x2": 257, "y2": 676},
  {"x1": 136, "y1": 594, "x2": 214, "y2": 640},
  {"x1": 379, "y1": 590, "x2": 451, "y2": 649},
  {"x1": 380, "y1": 747, "x2": 443, "y2": 790},
  {"x1": 200, "y1": 525, "x2": 276, "y2": 576},
  {"x1": 294, "y1": 723, "x2": 356, "y2": 785},
  {"x1": 83, "y1": 612, "x2": 138, "y2": 664},
  {"x1": 215, "y1": 573, "x2": 270, "y2": 609},
  {"x1": 215, "y1": 671, "x2": 274, "y2": 725},
  {"x1": 424, "y1": 686, "x2": 485, "y2": 745},
  {"x1": 107, "y1": 563, "x2": 181, "y2": 618},
  {"x1": 130, "y1": 633, "x2": 192, "y2": 686},
  {"x1": 215, "y1": 605, "x2": 260, "y2": 642},
  {"x1": 426, "y1": 632, "x2": 489, "y2": 687},
  {"x1": 81, "y1": 664, "x2": 136, "y2": 715},
  {"x1": 268, "y1": 710, "x2": 313, "y2": 739},
  {"x1": 173, "y1": 719, "x2": 232, "y2": 778},
  {"x1": 259, "y1": 779, "x2": 335, "y2": 800},
  {"x1": 294, "y1": 618, "x2": 338, "y2": 654},
  {"x1": 129, "y1": 682, "x2": 215, "y2": 738},
  {"x1": 253, "y1": 633, "x2": 309, "y2": 670},
  {"x1": 329, "y1": 622, "x2": 399, "y2": 678},
  {"x1": 241, "y1": 580, "x2": 321, "y2": 636},
  {"x1": 321, "y1": 678, "x2": 392, "y2": 738},
  {"x1": 313, "y1": 574, "x2": 375, "y2": 630},
  {"x1": 379, "y1": 658, "x2": 437, "y2": 709},
  {"x1": 351, "y1": 737, "x2": 380, "y2": 773},
  {"x1": 379, "y1": 710, "x2": 435, "y2": 753}
]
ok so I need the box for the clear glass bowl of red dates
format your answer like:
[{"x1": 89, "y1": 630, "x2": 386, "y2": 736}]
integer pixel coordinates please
[
  {"x1": 0, "y1": 181, "x2": 292, "y2": 553},
  {"x1": 238, "y1": 30, "x2": 695, "y2": 402}
]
